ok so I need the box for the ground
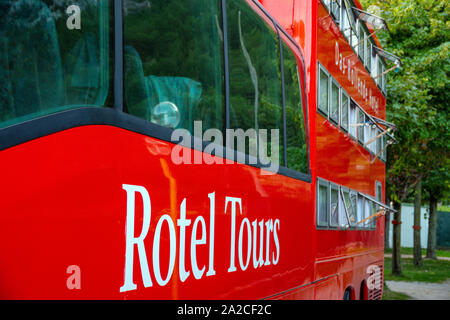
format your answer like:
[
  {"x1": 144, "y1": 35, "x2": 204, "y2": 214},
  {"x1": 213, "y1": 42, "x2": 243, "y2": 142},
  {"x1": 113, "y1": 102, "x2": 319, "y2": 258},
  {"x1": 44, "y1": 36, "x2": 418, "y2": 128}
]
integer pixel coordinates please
[
  {"x1": 382, "y1": 249, "x2": 450, "y2": 300},
  {"x1": 386, "y1": 280, "x2": 450, "y2": 300}
]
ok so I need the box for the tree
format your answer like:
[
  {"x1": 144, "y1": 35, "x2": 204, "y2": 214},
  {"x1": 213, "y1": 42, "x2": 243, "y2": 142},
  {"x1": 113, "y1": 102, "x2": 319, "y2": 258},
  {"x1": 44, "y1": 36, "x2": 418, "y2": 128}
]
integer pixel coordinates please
[
  {"x1": 361, "y1": 0, "x2": 450, "y2": 274},
  {"x1": 423, "y1": 163, "x2": 450, "y2": 259},
  {"x1": 413, "y1": 179, "x2": 423, "y2": 266}
]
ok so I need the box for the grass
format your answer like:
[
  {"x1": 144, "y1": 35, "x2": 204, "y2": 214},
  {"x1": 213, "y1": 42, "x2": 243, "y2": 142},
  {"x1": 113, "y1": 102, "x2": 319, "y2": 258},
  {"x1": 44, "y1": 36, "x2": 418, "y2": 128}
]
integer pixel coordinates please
[
  {"x1": 384, "y1": 257, "x2": 450, "y2": 283},
  {"x1": 385, "y1": 247, "x2": 450, "y2": 258}
]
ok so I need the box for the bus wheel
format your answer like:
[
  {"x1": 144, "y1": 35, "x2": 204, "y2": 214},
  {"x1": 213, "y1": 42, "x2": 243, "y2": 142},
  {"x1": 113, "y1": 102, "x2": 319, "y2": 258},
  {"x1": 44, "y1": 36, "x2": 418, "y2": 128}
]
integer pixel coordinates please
[{"x1": 343, "y1": 288, "x2": 352, "y2": 300}]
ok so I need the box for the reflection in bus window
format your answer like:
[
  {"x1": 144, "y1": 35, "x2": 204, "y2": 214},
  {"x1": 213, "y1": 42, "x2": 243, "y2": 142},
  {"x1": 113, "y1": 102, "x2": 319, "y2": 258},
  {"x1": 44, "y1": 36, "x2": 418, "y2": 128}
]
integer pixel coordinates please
[
  {"x1": 318, "y1": 67, "x2": 329, "y2": 115},
  {"x1": 349, "y1": 191, "x2": 357, "y2": 226},
  {"x1": 342, "y1": 189, "x2": 355, "y2": 227},
  {"x1": 364, "y1": 198, "x2": 371, "y2": 228},
  {"x1": 0, "y1": 0, "x2": 110, "y2": 129},
  {"x1": 339, "y1": 189, "x2": 349, "y2": 228},
  {"x1": 349, "y1": 101, "x2": 357, "y2": 137},
  {"x1": 330, "y1": 79, "x2": 339, "y2": 124},
  {"x1": 371, "y1": 201, "x2": 378, "y2": 229},
  {"x1": 283, "y1": 42, "x2": 307, "y2": 173},
  {"x1": 123, "y1": 0, "x2": 224, "y2": 133},
  {"x1": 330, "y1": 184, "x2": 339, "y2": 227},
  {"x1": 226, "y1": 0, "x2": 283, "y2": 165},
  {"x1": 340, "y1": 90, "x2": 349, "y2": 131},
  {"x1": 357, "y1": 194, "x2": 364, "y2": 226},
  {"x1": 358, "y1": 108, "x2": 365, "y2": 144},
  {"x1": 318, "y1": 181, "x2": 329, "y2": 227}
]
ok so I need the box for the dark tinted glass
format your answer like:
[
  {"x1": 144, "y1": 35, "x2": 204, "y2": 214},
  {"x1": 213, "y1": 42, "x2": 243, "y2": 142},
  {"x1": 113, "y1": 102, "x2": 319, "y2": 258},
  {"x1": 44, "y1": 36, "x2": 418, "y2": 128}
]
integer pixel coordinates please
[
  {"x1": 330, "y1": 186, "x2": 339, "y2": 226},
  {"x1": 123, "y1": 0, "x2": 224, "y2": 134},
  {"x1": 226, "y1": 0, "x2": 283, "y2": 165},
  {"x1": 0, "y1": 0, "x2": 110, "y2": 129},
  {"x1": 318, "y1": 183, "x2": 328, "y2": 226},
  {"x1": 318, "y1": 68, "x2": 328, "y2": 114},
  {"x1": 330, "y1": 80, "x2": 339, "y2": 123},
  {"x1": 283, "y1": 42, "x2": 307, "y2": 173},
  {"x1": 341, "y1": 92, "x2": 349, "y2": 131},
  {"x1": 357, "y1": 108, "x2": 365, "y2": 143}
]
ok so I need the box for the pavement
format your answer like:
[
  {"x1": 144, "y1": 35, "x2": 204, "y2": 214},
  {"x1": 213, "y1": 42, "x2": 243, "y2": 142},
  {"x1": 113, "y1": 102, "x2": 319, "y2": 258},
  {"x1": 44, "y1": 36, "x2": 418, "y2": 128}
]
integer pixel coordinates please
[
  {"x1": 386, "y1": 280, "x2": 450, "y2": 300},
  {"x1": 384, "y1": 254, "x2": 450, "y2": 261}
]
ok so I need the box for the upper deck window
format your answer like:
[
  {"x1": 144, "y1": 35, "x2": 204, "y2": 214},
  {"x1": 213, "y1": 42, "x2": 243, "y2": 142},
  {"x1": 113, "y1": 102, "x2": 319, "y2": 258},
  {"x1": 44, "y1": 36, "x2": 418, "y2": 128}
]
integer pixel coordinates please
[
  {"x1": 330, "y1": 79, "x2": 340, "y2": 124},
  {"x1": 124, "y1": 0, "x2": 224, "y2": 133},
  {"x1": 349, "y1": 100, "x2": 357, "y2": 138},
  {"x1": 357, "y1": 107, "x2": 365, "y2": 144},
  {"x1": 330, "y1": 183, "x2": 339, "y2": 227},
  {"x1": 283, "y1": 42, "x2": 308, "y2": 173},
  {"x1": 322, "y1": 0, "x2": 388, "y2": 95},
  {"x1": 318, "y1": 65, "x2": 329, "y2": 116},
  {"x1": 0, "y1": 0, "x2": 110, "y2": 129},
  {"x1": 317, "y1": 179, "x2": 329, "y2": 227},
  {"x1": 227, "y1": 0, "x2": 284, "y2": 165},
  {"x1": 340, "y1": 90, "x2": 349, "y2": 131},
  {"x1": 123, "y1": 0, "x2": 309, "y2": 178}
]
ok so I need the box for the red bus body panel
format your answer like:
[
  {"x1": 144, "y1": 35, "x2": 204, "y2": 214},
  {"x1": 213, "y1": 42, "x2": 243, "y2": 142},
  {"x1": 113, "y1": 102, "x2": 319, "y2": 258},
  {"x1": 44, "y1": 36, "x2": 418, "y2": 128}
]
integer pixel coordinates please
[{"x1": 0, "y1": 0, "x2": 385, "y2": 299}]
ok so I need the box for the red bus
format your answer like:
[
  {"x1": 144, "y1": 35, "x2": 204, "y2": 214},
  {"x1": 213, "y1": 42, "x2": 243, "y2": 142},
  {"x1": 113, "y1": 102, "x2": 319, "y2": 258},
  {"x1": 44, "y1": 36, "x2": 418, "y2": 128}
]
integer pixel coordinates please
[{"x1": 0, "y1": 0, "x2": 393, "y2": 299}]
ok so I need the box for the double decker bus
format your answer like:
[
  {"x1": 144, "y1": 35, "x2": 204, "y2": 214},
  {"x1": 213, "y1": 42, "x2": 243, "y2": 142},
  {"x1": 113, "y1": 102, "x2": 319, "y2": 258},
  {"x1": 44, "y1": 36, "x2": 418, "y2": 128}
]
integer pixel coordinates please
[{"x1": 0, "y1": 0, "x2": 393, "y2": 299}]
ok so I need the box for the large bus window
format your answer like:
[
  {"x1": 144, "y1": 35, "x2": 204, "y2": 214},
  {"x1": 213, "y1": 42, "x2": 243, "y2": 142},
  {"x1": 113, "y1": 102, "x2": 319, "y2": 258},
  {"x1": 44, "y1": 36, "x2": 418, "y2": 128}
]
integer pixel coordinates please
[
  {"x1": 0, "y1": 0, "x2": 110, "y2": 129},
  {"x1": 283, "y1": 42, "x2": 307, "y2": 173},
  {"x1": 227, "y1": 0, "x2": 283, "y2": 165},
  {"x1": 123, "y1": 0, "x2": 224, "y2": 133}
]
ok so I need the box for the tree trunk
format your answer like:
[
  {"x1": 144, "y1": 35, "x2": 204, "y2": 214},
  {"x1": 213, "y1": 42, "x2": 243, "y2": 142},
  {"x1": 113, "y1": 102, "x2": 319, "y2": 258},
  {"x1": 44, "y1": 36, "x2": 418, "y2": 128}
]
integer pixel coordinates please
[
  {"x1": 392, "y1": 201, "x2": 402, "y2": 275},
  {"x1": 413, "y1": 179, "x2": 423, "y2": 267},
  {"x1": 426, "y1": 192, "x2": 438, "y2": 259},
  {"x1": 384, "y1": 212, "x2": 390, "y2": 250}
]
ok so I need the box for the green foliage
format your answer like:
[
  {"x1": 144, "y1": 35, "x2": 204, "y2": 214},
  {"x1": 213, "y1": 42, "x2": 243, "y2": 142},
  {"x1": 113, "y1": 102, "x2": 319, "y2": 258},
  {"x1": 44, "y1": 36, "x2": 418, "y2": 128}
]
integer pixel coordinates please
[
  {"x1": 384, "y1": 257, "x2": 450, "y2": 283},
  {"x1": 361, "y1": 0, "x2": 450, "y2": 203}
]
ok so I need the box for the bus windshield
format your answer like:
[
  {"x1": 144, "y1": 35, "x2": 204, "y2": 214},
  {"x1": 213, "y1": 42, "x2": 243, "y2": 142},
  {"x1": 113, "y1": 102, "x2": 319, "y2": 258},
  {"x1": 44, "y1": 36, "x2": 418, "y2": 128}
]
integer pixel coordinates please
[{"x1": 0, "y1": 0, "x2": 110, "y2": 129}]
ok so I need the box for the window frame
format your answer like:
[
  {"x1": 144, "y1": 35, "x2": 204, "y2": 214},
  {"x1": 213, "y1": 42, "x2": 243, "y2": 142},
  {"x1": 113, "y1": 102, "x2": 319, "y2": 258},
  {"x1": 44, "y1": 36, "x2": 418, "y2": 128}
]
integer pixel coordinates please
[
  {"x1": 317, "y1": 63, "x2": 330, "y2": 117},
  {"x1": 349, "y1": 189, "x2": 358, "y2": 228},
  {"x1": 349, "y1": 99, "x2": 357, "y2": 139},
  {"x1": 329, "y1": 182, "x2": 340, "y2": 228},
  {"x1": 357, "y1": 107, "x2": 365, "y2": 145},
  {"x1": 356, "y1": 192, "x2": 365, "y2": 229},
  {"x1": 317, "y1": 178, "x2": 330, "y2": 228},
  {"x1": 376, "y1": 181, "x2": 383, "y2": 202},
  {"x1": 340, "y1": 88, "x2": 349, "y2": 132},
  {"x1": 278, "y1": 29, "x2": 311, "y2": 178},
  {"x1": 329, "y1": 77, "x2": 340, "y2": 125}
]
